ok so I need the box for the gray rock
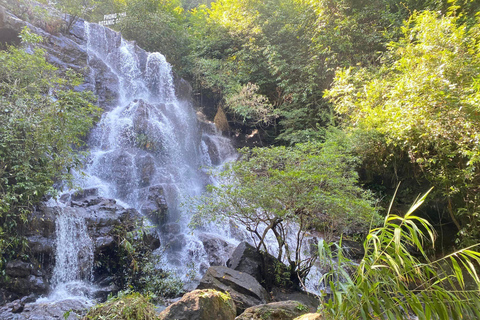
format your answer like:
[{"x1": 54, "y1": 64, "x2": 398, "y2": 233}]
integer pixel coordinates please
[
  {"x1": 227, "y1": 241, "x2": 297, "y2": 290},
  {"x1": 235, "y1": 300, "x2": 310, "y2": 320},
  {"x1": 197, "y1": 266, "x2": 270, "y2": 315},
  {"x1": 227, "y1": 242, "x2": 263, "y2": 283},
  {"x1": 158, "y1": 289, "x2": 236, "y2": 320},
  {"x1": 140, "y1": 185, "x2": 168, "y2": 225},
  {"x1": 71, "y1": 188, "x2": 99, "y2": 201},
  {"x1": 270, "y1": 287, "x2": 319, "y2": 312},
  {"x1": 198, "y1": 233, "x2": 236, "y2": 266},
  {"x1": 6, "y1": 261, "x2": 32, "y2": 278}
]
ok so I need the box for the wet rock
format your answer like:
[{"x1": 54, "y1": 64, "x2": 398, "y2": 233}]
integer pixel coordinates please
[
  {"x1": 88, "y1": 55, "x2": 120, "y2": 107},
  {"x1": 174, "y1": 77, "x2": 192, "y2": 101},
  {"x1": 236, "y1": 300, "x2": 310, "y2": 320},
  {"x1": 140, "y1": 185, "x2": 169, "y2": 225},
  {"x1": 136, "y1": 154, "x2": 156, "y2": 187},
  {"x1": 334, "y1": 239, "x2": 364, "y2": 260},
  {"x1": 197, "y1": 266, "x2": 270, "y2": 315},
  {"x1": 158, "y1": 289, "x2": 236, "y2": 320},
  {"x1": 167, "y1": 234, "x2": 186, "y2": 251},
  {"x1": 95, "y1": 236, "x2": 115, "y2": 251},
  {"x1": 12, "y1": 298, "x2": 91, "y2": 320},
  {"x1": 198, "y1": 233, "x2": 236, "y2": 266},
  {"x1": 5, "y1": 276, "x2": 47, "y2": 297},
  {"x1": 142, "y1": 231, "x2": 161, "y2": 251},
  {"x1": 162, "y1": 223, "x2": 181, "y2": 235},
  {"x1": 71, "y1": 188, "x2": 99, "y2": 201},
  {"x1": 6, "y1": 261, "x2": 32, "y2": 278}
]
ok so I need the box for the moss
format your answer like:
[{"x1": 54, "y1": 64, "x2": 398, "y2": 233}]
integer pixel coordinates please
[{"x1": 82, "y1": 292, "x2": 158, "y2": 320}]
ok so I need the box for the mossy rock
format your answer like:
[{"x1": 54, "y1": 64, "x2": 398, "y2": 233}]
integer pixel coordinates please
[
  {"x1": 82, "y1": 292, "x2": 158, "y2": 320},
  {"x1": 159, "y1": 289, "x2": 236, "y2": 320},
  {"x1": 236, "y1": 300, "x2": 310, "y2": 320}
]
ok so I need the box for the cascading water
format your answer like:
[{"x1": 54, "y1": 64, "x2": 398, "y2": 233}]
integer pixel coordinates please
[
  {"x1": 52, "y1": 208, "x2": 94, "y2": 286},
  {"x1": 68, "y1": 21, "x2": 237, "y2": 284}
]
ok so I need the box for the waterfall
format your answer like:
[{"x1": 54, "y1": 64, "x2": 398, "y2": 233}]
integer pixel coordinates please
[
  {"x1": 52, "y1": 208, "x2": 94, "y2": 286},
  {"x1": 72, "y1": 21, "x2": 236, "y2": 282},
  {"x1": 38, "y1": 207, "x2": 96, "y2": 303}
]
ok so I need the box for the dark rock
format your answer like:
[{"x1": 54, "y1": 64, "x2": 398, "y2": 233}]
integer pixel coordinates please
[
  {"x1": 158, "y1": 289, "x2": 236, "y2": 320},
  {"x1": 236, "y1": 300, "x2": 310, "y2": 320},
  {"x1": 270, "y1": 287, "x2": 319, "y2": 312},
  {"x1": 95, "y1": 236, "x2": 115, "y2": 251},
  {"x1": 10, "y1": 300, "x2": 23, "y2": 314},
  {"x1": 142, "y1": 231, "x2": 161, "y2": 250},
  {"x1": 198, "y1": 233, "x2": 236, "y2": 266},
  {"x1": 6, "y1": 261, "x2": 32, "y2": 278},
  {"x1": 337, "y1": 240, "x2": 365, "y2": 260},
  {"x1": 140, "y1": 185, "x2": 168, "y2": 225},
  {"x1": 227, "y1": 242, "x2": 297, "y2": 290},
  {"x1": 71, "y1": 188, "x2": 99, "y2": 201},
  {"x1": 136, "y1": 154, "x2": 156, "y2": 187},
  {"x1": 174, "y1": 77, "x2": 192, "y2": 101},
  {"x1": 161, "y1": 222, "x2": 181, "y2": 235},
  {"x1": 167, "y1": 234, "x2": 186, "y2": 251},
  {"x1": 227, "y1": 242, "x2": 263, "y2": 283},
  {"x1": 6, "y1": 276, "x2": 47, "y2": 297},
  {"x1": 197, "y1": 266, "x2": 270, "y2": 315}
]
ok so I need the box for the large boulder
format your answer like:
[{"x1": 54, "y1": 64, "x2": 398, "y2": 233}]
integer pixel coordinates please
[
  {"x1": 197, "y1": 266, "x2": 270, "y2": 315},
  {"x1": 227, "y1": 242, "x2": 297, "y2": 290},
  {"x1": 158, "y1": 289, "x2": 236, "y2": 320},
  {"x1": 236, "y1": 300, "x2": 310, "y2": 320},
  {"x1": 226, "y1": 242, "x2": 263, "y2": 283}
]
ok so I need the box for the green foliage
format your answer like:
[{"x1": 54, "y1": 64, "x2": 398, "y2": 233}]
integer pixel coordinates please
[
  {"x1": 0, "y1": 28, "x2": 101, "y2": 273},
  {"x1": 326, "y1": 11, "x2": 480, "y2": 245},
  {"x1": 117, "y1": 0, "x2": 189, "y2": 70},
  {"x1": 185, "y1": 0, "x2": 417, "y2": 143},
  {"x1": 194, "y1": 129, "x2": 379, "y2": 281},
  {"x1": 102, "y1": 222, "x2": 183, "y2": 300},
  {"x1": 319, "y1": 189, "x2": 480, "y2": 320},
  {"x1": 82, "y1": 291, "x2": 158, "y2": 320}
]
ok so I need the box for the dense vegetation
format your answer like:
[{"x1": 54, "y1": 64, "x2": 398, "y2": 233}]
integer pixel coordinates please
[{"x1": 0, "y1": 27, "x2": 101, "y2": 272}]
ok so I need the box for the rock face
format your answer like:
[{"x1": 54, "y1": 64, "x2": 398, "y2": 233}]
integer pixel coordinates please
[
  {"x1": 158, "y1": 289, "x2": 236, "y2": 320},
  {"x1": 197, "y1": 266, "x2": 270, "y2": 315},
  {"x1": 1, "y1": 189, "x2": 160, "y2": 304},
  {"x1": 235, "y1": 300, "x2": 310, "y2": 320}
]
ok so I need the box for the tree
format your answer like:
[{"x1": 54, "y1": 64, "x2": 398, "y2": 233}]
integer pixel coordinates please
[
  {"x1": 0, "y1": 28, "x2": 101, "y2": 272},
  {"x1": 117, "y1": 0, "x2": 189, "y2": 70},
  {"x1": 326, "y1": 11, "x2": 480, "y2": 245},
  {"x1": 193, "y1": 129, "x2": 379, "y2": 284}
]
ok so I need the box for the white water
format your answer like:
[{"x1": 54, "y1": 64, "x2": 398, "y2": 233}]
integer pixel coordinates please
[{"x1": 66, "y1": 21, "x2": 237, "y2": 285}]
